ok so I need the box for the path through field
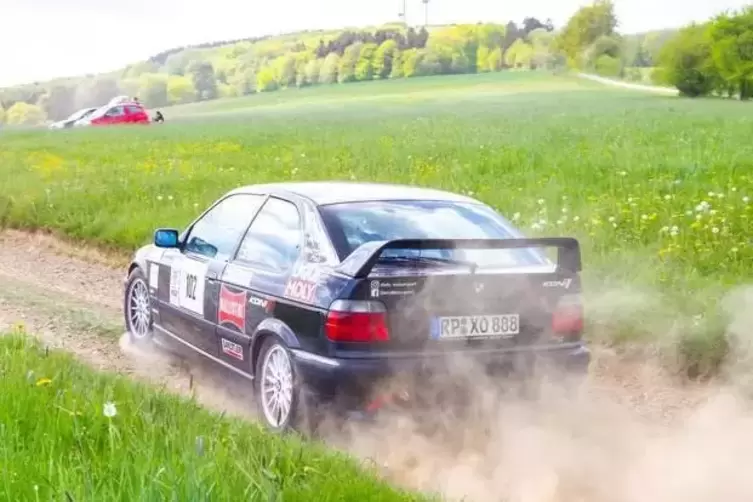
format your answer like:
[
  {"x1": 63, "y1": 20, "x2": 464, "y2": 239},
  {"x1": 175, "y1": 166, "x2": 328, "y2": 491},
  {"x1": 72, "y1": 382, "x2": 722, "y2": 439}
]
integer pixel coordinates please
[
  {"x1": 577, "y1": 72, "x2": 679, "y2": 95},
  {"x1": 2, "y1": 229, "x2": 752, "y2": 502}
]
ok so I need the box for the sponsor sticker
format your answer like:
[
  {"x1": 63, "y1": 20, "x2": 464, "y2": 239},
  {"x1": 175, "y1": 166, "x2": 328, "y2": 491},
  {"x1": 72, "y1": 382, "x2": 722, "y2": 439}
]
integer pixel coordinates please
[
  {"x1": 284, "y1": 279, "x2": 317, "y2": 303},
  {"x1": 369, "y1": 280, "x2": 418, "y2": 297},
  {"x1": 148, "y1": 263, "x2": 160, "y2": 290},
  {"x1": 249, "y1": 295, "x2": 274, "y2": 313},
  {"x1": 169, "y1": 267, "x2": 180, "y2": 305},
  {"x1": 221, "y1": 338, "x2": 244, "y2": 361},
  {"x1": 370, "y1": 280, "x2": 380, "y2": 298},
  {"x1": 543, "y1": 278, "x2": 572, "y2": 289},
  {"x1": 218, "y1": 285, "x2": 247, "y2": 331}
]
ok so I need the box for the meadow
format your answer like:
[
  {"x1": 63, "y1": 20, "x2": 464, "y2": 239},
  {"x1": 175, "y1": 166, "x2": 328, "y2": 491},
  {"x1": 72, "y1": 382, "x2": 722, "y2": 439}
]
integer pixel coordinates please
[
  {"x1": 2, "y1": 71, "x2": 752, "y2": 371},
  {"x1": 0, "y1": 325, "x2": 428, "y2": 501}
]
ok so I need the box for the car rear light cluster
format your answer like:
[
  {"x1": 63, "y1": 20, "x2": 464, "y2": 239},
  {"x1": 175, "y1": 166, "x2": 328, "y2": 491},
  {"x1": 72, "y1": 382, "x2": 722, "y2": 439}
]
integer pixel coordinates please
[
  {"x1": 325, "y1": 300, "x2": 390, "y2": 343},
  {"x1": 551, "y1": 295, "x2": 583, "y2": 341}
]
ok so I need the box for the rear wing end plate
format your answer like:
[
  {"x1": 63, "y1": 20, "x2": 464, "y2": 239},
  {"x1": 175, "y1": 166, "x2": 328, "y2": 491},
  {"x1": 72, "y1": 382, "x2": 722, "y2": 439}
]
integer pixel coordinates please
[{"x1": 334, "y1": 237, "x2": 582, "y2": 278}]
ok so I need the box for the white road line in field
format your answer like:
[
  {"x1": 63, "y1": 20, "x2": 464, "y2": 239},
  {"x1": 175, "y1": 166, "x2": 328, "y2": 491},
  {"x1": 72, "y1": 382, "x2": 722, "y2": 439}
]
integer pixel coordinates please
[{"x1": 577, "y1": 73, "x2": 679, "y2": 95}]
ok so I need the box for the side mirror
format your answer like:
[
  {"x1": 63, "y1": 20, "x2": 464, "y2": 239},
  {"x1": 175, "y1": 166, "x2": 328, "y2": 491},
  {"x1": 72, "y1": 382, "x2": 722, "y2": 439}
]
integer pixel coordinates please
[{"x1": 154, "y1": 228, "x2": 180, "y2": 248}]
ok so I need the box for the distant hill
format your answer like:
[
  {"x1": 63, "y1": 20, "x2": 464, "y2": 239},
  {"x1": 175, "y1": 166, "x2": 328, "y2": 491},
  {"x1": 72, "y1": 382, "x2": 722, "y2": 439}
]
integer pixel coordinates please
[{"x1": 0, "y1": 18, "x2": 675, "y2": 124}]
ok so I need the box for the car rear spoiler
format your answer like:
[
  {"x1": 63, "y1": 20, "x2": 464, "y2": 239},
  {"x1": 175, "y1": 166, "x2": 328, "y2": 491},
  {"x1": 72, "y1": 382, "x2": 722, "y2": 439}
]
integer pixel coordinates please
[{"x1": 334, "y1": 237, "x2": 582, "y2": 278}]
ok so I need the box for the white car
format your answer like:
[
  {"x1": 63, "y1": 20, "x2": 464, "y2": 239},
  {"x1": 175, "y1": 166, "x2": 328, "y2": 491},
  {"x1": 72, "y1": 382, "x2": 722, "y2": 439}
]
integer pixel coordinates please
[{"x1": 48, "y1": 107, "x2": 98, "y2": 130}]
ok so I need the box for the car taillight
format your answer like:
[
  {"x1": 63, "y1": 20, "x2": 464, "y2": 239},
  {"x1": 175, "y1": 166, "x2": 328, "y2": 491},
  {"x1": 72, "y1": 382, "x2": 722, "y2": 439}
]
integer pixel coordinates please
[
  {"x1": 551, "y1": 295, "x2": 583, "y2": 341},
  {"x1": 325, "y1": 300, "x2": 390, "y2": 343}
]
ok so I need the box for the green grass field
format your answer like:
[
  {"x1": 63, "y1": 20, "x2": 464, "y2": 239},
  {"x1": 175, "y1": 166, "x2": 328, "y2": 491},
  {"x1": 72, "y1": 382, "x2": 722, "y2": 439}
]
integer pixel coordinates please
[
  {"x1": 2, "y1": 72, "x2": 751, "y2": 368},
  {"x1": 0, "y1": 326, "x2": 428, "y2": 501},
  {"x1": 2, "y1": 69, "x2": 752, "y2": 500}
]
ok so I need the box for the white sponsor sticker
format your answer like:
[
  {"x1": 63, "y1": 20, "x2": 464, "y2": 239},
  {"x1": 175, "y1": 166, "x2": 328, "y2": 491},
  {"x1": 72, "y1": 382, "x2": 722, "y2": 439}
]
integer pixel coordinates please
[
  {"x1": 148, "y1": 263, "x2": 160, "y2": 290},
  {"x1": 168, "y1": 257, "x2": 208, "y2": 317}
]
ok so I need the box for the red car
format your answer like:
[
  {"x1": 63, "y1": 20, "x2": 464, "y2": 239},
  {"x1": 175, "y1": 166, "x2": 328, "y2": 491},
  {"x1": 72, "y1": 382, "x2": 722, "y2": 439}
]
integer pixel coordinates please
[{"x1": 76, "y1": 102, "x2": 151, "y2": 127}]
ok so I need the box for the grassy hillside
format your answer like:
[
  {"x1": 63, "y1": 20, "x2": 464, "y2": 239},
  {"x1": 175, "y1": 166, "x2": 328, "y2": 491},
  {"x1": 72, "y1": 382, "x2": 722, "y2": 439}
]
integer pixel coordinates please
[
  {"x1": 0, "y1": 326, "x2": 428, "y2": 501},
  {"x1": 1, "y1": 71, "x2": 750, "y2": 376}
]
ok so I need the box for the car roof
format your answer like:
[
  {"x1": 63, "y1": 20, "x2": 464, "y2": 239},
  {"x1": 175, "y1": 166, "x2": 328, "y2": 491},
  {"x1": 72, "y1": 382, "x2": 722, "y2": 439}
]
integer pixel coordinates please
[{"x1": 229, "y1": 181, "x2": 480, "y2": 206}]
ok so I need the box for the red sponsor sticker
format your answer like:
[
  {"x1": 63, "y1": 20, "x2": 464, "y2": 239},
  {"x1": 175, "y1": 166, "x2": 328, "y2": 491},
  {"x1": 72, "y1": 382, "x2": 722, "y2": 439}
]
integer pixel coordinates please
[
  {"x1": 284, "y1": 279, "x2": 317, "y2": 303},
  {"x1": 218, "y1": 285, "x2": 246, "y2": 331},
  {"x1": 221, "y1": 338, "x2": 244, "y2": 361}
]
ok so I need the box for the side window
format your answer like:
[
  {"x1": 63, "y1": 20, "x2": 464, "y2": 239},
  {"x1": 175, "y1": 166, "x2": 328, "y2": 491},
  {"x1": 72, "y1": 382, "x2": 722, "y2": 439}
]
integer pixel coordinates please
[
  {"x1": 106, "y1": 106, "x2": 124, "y2": 117},
  {"x1": 184, "y1": 194, "x2": 265, "y2": 262},
  {"x1": 236, "y1": 198, "x2": 301, "y2": 272},
  {"x1": 126, "y1": 105, "x2": 143, "y2": 114}
]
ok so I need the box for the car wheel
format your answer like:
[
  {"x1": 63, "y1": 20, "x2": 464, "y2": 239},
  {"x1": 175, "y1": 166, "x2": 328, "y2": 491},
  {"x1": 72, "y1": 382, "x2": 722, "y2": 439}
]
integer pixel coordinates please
[
  {"x1": 124, "y1": 267, "x2": 153, "y2": 345},
  {"x1": 255, "y1": 337, "x2": 311, "y2": 434}
]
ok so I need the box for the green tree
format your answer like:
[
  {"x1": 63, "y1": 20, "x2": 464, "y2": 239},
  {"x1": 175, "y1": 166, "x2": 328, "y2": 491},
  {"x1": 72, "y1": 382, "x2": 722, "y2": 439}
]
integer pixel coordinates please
[
  {"x1": 355, "y1": 43, "x2": 378, "y2": 81},
  {"x1": 166, "y1": 75, "x2": 196, "y2": 104},
  {"x1": 708, "y1": 7, "x2": 753, "y2": 99},
  {"x1": 319, "y1": 53, "x2": 340, "y2": 84},
  {"x1": 0, "y1": 107, "x2": 6, "y2": 125},
  {"x1": 338, "y1": 43, "x2": 362, "y2": 83},
  {"x1": 476, "y1": 46, "x2": 491, "y2": 72},
  {"x1": 256, "y1": 67, "x2": 278, "y2": 92},
  {"x1": 43, "y1": 84, "x2": 77, "y2": 121},
  {"x1": 303, "y1": 59, "x2": 323, "y2": 86},
  {"x1": 187, "y1": 61, "x2": 218, "y2": 100},
  {"x1": 488, "y1": 47, "x2": 504, "y2": 71},
  {"x1": 138, "y1": 73, "x2": 169, "y2": 107},
  {"x1": 505, "y1": 39, "x2": 534, "y2": 68},
  {"x1": 657, "y1": 22, "x2": 718, "y2": 97},
  {"x1": 373, "y1": 40, "x2": 398, "y2": 79},
  {"x1": 557, "y1": 0, "x2": 618, "y2": 68},
  {"x1": 6, "y1": 102, "x2": 46, "y2": 126},
  {"x1": 390, "y1": 51, "x2": 405, "y2": 78}
]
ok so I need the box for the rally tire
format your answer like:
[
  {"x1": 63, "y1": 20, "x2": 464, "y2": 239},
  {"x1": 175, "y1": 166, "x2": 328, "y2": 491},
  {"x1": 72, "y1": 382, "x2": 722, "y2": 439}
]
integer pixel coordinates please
[
  {"x1": 255, "y1": 337, "x2": 311, "y2": 434},
  {"x1": 124, "y1": 267, "x2": 154, "y2": 346}
]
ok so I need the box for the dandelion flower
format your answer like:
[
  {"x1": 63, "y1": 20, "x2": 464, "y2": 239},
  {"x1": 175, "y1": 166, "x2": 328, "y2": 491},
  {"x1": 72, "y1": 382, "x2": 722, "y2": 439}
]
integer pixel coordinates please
[
  {"x1": 744, "y1": 196, "x2": 750, "y2": 204},
  {"x1": 103, "y1": 402, "x2": 117, "y2": 418},
  {"x1": 712, "y1": 227, "x2": 719, "y2": 234},
  {"x1": 664, "y1": 195, "x2": 671, "y2": 201},
  {"x1": 573, "y1": 216, "x2": 580, "y2": 222},
  {"x1": 35, "y1": 378, "x2": 52, "y2": 387},
  {"x1": 537, "y1": 199, "x2": 545, "y2": 205}
]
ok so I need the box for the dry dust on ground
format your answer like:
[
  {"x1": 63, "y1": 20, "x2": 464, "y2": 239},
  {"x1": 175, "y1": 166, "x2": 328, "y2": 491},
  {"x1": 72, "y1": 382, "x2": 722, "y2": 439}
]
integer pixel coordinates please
[{"x1": 2, "y1": 229, "x2": 752, "y2": 502}]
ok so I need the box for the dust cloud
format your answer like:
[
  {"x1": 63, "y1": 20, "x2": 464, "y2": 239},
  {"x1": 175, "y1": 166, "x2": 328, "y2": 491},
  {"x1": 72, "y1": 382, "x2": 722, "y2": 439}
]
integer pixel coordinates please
[
  {"x1": 117, "y1": 332, "x2": 258, "y2": 420},
  {"x1": 317, "y1": 284, "x2": 753, "y2": 502}
]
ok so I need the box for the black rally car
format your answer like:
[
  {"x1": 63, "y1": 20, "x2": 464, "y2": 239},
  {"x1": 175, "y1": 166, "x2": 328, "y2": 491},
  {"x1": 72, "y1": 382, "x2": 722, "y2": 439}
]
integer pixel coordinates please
[{"x1": 123, "y1": 182, "x2": 590, "y2": 432}]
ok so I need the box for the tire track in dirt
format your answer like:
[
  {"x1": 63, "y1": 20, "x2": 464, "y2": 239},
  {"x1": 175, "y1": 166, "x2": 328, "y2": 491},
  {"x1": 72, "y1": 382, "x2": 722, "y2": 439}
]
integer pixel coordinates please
[
  {"x1": 2, "y1": 229, "x2": 743, "y2": 502},
  {"x1": 0, "y1": 229, "x2": 258, "y2": 420}
]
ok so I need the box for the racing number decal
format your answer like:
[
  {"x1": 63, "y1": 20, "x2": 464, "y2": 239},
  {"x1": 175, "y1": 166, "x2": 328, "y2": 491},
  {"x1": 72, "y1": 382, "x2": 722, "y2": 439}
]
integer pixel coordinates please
[{"x1": 168, "y1": 257, "x2": 207, "y2": 317}]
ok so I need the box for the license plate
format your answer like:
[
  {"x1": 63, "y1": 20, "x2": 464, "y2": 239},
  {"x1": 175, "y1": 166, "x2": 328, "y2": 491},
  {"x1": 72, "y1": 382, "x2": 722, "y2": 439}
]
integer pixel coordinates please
[{"x1": 430, "y1": 314, "x2": 520, "y2": 340}]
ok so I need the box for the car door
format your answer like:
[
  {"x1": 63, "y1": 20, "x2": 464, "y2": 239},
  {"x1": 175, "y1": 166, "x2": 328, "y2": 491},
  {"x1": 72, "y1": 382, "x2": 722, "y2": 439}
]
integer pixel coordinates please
[
  {"x1": 125, "y1": 105, "x2": 148, "y2": 124},
  {"x1": 156, "y1": 193, "x2": 266, "y2": 356},
  {"x1": 217, "y1": 197, "x2": 303, "y2": 370},
  {"x1": 101, "y1": 106, "x2": 125, "y2": 125}
]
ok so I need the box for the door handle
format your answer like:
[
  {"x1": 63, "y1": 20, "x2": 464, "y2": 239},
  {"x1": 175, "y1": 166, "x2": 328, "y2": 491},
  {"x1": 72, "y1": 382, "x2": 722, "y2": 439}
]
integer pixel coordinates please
[{"x1": 206, "y1": 271, "x2": 218, "y2": 280}]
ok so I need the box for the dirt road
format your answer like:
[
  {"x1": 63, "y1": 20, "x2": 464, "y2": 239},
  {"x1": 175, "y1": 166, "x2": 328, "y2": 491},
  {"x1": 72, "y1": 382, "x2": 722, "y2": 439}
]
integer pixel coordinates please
[{"x1": 2, "y1": 229, "x2": 750, "y2": 502}]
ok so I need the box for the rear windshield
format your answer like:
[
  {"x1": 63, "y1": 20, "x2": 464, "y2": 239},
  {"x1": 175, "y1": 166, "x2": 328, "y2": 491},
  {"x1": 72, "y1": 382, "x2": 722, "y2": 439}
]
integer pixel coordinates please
[{"x1": 319, "y1": 200, "x2": 548, "y2": 269}]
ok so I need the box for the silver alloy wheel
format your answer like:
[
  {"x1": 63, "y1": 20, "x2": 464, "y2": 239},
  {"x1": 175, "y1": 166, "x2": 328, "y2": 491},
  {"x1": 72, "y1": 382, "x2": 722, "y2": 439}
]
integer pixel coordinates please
[
  {"x1": 260, "y1": 344, "x2": 294, "y2": 428},
  {"x1": 127, "y1": 278, "x2": 151, "y2": 339}
]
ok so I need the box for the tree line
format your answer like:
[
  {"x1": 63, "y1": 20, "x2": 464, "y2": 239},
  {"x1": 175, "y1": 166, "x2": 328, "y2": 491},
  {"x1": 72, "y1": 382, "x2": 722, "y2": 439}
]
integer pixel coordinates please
[
  {"x1": 0, "y1": 19, "x2": 564, "y2": 126},
  {"x1": 655, "y1": 6, "x2": 753, "y2": 99},
  {"x1": 3, "y1": 1, "x2": 747, "y2": 126}
]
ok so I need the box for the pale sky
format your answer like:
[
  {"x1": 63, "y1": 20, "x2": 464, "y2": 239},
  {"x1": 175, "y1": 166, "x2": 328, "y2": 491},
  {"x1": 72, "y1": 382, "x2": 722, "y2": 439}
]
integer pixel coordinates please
[{"x1": 1, "y1": 0, "x2": 749, "y2": 87}]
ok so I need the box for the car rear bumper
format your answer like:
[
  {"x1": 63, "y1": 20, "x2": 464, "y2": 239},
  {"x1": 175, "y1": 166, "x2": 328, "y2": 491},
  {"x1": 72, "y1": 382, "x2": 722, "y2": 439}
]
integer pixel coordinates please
[{"x1": 291, "y1": 342, "x2": 591, "y2": 403}]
